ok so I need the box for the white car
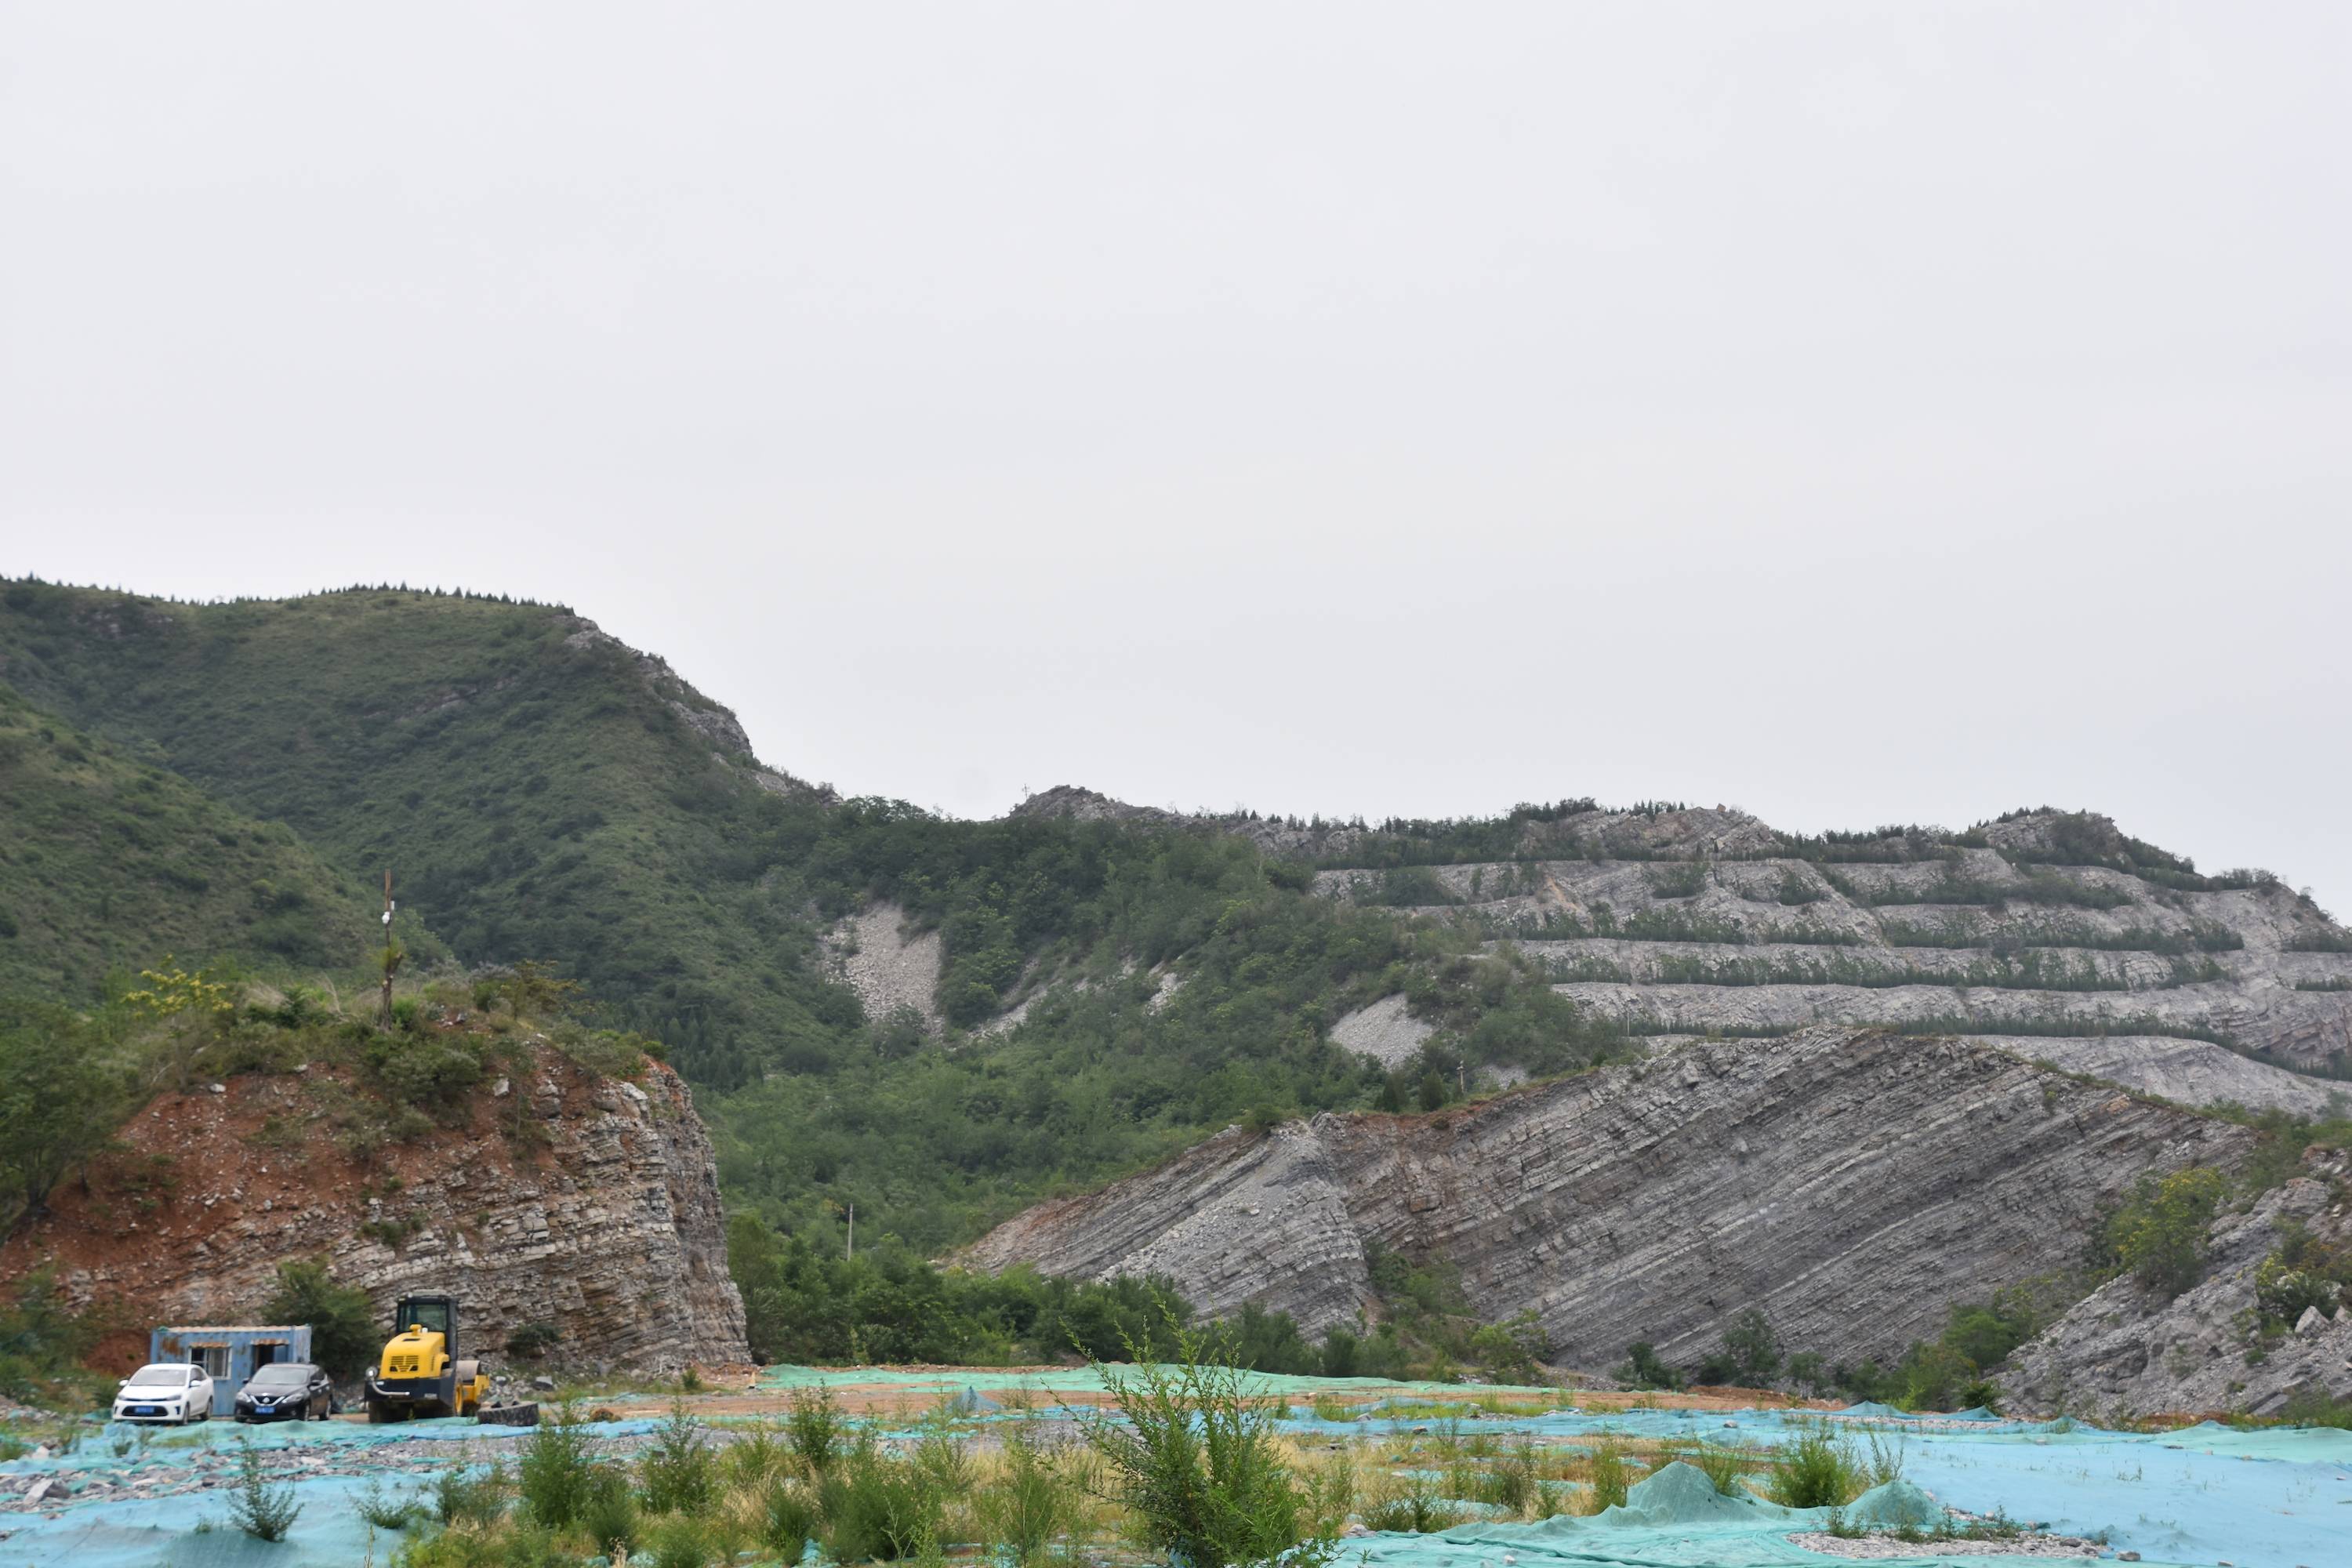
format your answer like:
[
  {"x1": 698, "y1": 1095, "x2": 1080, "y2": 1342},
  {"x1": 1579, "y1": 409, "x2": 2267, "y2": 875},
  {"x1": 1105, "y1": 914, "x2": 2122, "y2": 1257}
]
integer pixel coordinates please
[{"x1": 112, "y1": 1363, "x2": 215, "y2": 1424}]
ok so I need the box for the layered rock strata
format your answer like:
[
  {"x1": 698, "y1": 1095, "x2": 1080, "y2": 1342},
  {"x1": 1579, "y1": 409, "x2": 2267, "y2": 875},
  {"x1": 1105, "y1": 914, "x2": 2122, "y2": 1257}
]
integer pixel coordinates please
[
  {"x1": 967, "y1": 1026, "x2": 2248, "y2": 1369},
  {"x1": 1, "y1": 1046, "x2": 748, "y2": 1373}
]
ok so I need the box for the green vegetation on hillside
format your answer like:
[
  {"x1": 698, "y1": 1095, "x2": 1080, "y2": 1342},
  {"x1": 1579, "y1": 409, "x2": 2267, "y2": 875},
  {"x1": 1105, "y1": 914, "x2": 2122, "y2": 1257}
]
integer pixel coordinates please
[
  {"x1": 0, "y1": 579, "x2": 834, "y2": 1091},
  {"x1": 0, "y1": 684, "x2": 376, "y2": 993},
  {"x1": 709, "y1": 813, "x2": 1616, "y2": 1250}
]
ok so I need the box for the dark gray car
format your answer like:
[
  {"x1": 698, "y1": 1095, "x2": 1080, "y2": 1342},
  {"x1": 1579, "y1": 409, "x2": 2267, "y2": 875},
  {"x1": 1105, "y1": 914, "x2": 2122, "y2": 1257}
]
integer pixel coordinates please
[{"x1": 233, "y1": 1362, "x2": 336, "y2": 1422}]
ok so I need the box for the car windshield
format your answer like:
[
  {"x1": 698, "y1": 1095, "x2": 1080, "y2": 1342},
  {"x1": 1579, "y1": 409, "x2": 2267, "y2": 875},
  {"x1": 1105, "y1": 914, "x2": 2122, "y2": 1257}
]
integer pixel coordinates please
[
  {"x1": 125, "y1": 1366, "x2": 191, "y2": 1388},
  {"x1": 248, "y1": 1365, "x2": 312, "y2": 1388}
]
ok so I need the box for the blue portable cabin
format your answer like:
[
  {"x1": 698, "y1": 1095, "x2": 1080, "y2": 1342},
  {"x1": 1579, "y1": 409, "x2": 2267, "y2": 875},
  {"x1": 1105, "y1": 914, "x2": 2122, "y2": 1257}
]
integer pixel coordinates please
[{"x1": 149, "y1": 1325, "x2": 314, "y2": 1416}]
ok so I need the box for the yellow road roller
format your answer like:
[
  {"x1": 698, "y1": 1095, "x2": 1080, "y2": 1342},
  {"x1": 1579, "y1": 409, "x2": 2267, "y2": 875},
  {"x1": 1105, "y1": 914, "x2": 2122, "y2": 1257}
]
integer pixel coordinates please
[{"x1": 364, "y1": 1295, "x2": 491, "y2": 1421}]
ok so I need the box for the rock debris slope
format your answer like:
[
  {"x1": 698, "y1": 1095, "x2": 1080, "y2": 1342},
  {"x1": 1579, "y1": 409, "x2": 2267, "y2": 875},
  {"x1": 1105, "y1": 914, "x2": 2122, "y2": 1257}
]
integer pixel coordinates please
[
  {"x1": 1, "y1": 1046, "x2": 748, "y2": 1373},
  {"x1": 967, "y1": 1025, "x2": 2248, "y2": 1369}
]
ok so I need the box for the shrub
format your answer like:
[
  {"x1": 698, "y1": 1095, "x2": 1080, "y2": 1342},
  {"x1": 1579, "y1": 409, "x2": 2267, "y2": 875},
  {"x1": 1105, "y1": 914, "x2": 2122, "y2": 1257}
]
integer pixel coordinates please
[
  {"x1": 429, "y1": 1460, "x2": 510, "y2": 1528},
  {"x1": 1644, "y1": 862, "x2": 1709, "y2": 899},
  {"x1": 978, "y1": 1421, "x2": 1078, "y2": 1566},
  {"x1": 910, "y1": 1401, "x2": 974, "y2": 1494},
  {"x1": 1581, "y1": 1436, "x2": 1628, "y2": 1514},
  {"x1": 517, "y1": 1402, "x2": 598, "y2": 1529},
  {"x1": 786, "y1": 1384, "x2": 846, "y2": 1474},
  {"x1": 2280, "y1": 1388, "x2": 2352, "y2": 1429},
  {"x1": 1715, "y1": 1308, "x2": 1781, "y2": 1387},
  {"x1": 1688, "y1": 1443, "x2": 1753, "y2": 1497},
  {"x1": 0, "y1": 1269, "x2": 103, "y2": 1406},
  {"x1": 722, "y1": 1421, "x2": 792, "y2": 1490},
  {"x1": 227, "y1": 1436, "x2": 303, "y2": 1541},
  {"x1": 504, "y1": 1321, "x2": 561, "y2": 1359},
  {"x1": 1776, "y1": 870, "x2": 1824, "y2": 906},
  {"x1": 1467, "y1": 1310, "x2": 1548, "y2": 1384},
  {"x1": 760, "y1": 1479, "x2": 820, "y2": 1561},
  {"x1": 1477, "y1": 1439, "x2": 1541, "y2": 1512},
  {"x1": 639, "y1": 1401, "x2": 717, "y2": 1515},
  {"x1": 2103, "y1": 1167, "x2": 2228, "y2": 1297},
  {"x1": 354, "y1": 1479, "x2": 427, "y2": 1532},
  {"x1": 1359, "y1": 1472, "x2": 1463, "y2": 1533},
  {"x1": 818, "y1": 1443, "x2": 943, "y2": 1563},
  {"x1": 1897, "y1": 1341, "x2": 1980, "y2": 1411},
  {"x1": 1368, "y1": 866, "x2": 1457, "y2": 907},
  {"x1": 2255, "y1": 1261, "x2": 2343, "y2": 1326},
  {"x1": 1621, "y1": 1341, "x2": 1682, "y2": 1391},
  {"x1": 1082, "y1": 1327, "x2": 1336, "y2": 1568},
  {"x1": 643, "y1": 1515, "x2": 717, "y2": 1568},
  {"x1": 1765, "y1": 1424, "x2": 1860, "y2": 1508},
  {"x1": 579, "y1": 1466, "x2": 638, "y2": 1558}
]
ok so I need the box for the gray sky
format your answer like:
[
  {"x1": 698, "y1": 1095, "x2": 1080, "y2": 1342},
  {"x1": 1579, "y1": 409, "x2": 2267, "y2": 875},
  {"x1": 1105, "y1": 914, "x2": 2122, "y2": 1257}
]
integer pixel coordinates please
[{"x1": 5, "y1": 4, "x2": 2348, "y2": 909}]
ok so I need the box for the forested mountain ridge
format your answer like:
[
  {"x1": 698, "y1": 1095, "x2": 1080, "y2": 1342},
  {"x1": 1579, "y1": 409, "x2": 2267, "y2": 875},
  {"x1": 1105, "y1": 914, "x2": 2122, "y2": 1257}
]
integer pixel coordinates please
[
  {"x1": 0, "y1": 579, "x2": 837, "y2": 1087},
  {"x1": 0, "y1": 579, "x2": 1602, "y2": 1258}
]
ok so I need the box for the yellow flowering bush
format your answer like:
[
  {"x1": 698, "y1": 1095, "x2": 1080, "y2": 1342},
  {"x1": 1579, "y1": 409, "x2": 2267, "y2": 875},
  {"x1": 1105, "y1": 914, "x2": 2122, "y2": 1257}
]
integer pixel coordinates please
[{"x1": 122, "y1": 960, "x2": 239, "y2": 1020}]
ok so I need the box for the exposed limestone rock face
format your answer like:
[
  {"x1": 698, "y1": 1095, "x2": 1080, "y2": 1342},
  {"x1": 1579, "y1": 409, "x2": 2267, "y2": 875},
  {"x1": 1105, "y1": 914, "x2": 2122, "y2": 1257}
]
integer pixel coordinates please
[
  {"x1": 1318, "y1": 834, "x2": 2352, "y2": 1079},
  {"x1": 1330, "y1": 994, "x2": 1436, "y2": 1068},
  {"x1": 1, "y1": 1047, "x2": 748, "y2": 1374},
  {"x1": 968, "y1": 1026, "x2": 2249, "y2": 1369},
  {"x1": 1973, "y1": 1036, "x2": 2343, "y2": 1119},
  {"x1": 822, "y1": 903, "x2": 946, "y2": 1030},
  {"x1": 2001, "y1": 1148, "x2": 2352, "y2": 1417}
]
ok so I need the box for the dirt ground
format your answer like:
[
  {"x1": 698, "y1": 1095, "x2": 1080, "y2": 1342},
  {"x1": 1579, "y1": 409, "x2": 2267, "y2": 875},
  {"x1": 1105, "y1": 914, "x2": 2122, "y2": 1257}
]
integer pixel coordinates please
[{"x1": 666, "y1": 1365, "x2": 1835, "y2": 1419}]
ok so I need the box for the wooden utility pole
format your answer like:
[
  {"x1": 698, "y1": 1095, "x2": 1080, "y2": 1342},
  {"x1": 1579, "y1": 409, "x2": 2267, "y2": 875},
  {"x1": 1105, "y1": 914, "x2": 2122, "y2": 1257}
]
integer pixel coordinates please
[
  {"x1": 845, "y1": 1202, "x2": 855, "y2": 1262},
  {"x1": 378, "y1": 869, "x2": 400, "y2": 1025}
]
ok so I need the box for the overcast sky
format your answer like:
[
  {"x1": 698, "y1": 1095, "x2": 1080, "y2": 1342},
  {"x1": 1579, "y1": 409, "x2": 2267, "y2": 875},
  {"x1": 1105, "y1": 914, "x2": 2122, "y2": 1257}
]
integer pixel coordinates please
[{"x1": 4, "y1": 4, "x2": 2347, "y2": 908}]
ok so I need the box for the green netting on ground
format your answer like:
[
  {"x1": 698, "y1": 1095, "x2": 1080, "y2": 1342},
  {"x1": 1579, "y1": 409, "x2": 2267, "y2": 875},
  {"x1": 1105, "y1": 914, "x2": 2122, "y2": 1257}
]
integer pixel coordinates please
[
  {"x1": 1374, "y1": 1470, "x2": 2066, "y2": 1568},
  {"x1": 7, "y1": 1382, "x2": 2350, "y2": 1566}
]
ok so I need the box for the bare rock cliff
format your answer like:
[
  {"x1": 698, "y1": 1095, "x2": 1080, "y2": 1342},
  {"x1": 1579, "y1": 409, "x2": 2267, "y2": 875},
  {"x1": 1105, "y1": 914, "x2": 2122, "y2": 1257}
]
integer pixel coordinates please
[
  {"x1": 1, "y1": 1047, "x2": 748, "y2": 1373},
  {"x1": 967, "y1": 1026, "x2": 2249, "y2": 1370}
]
